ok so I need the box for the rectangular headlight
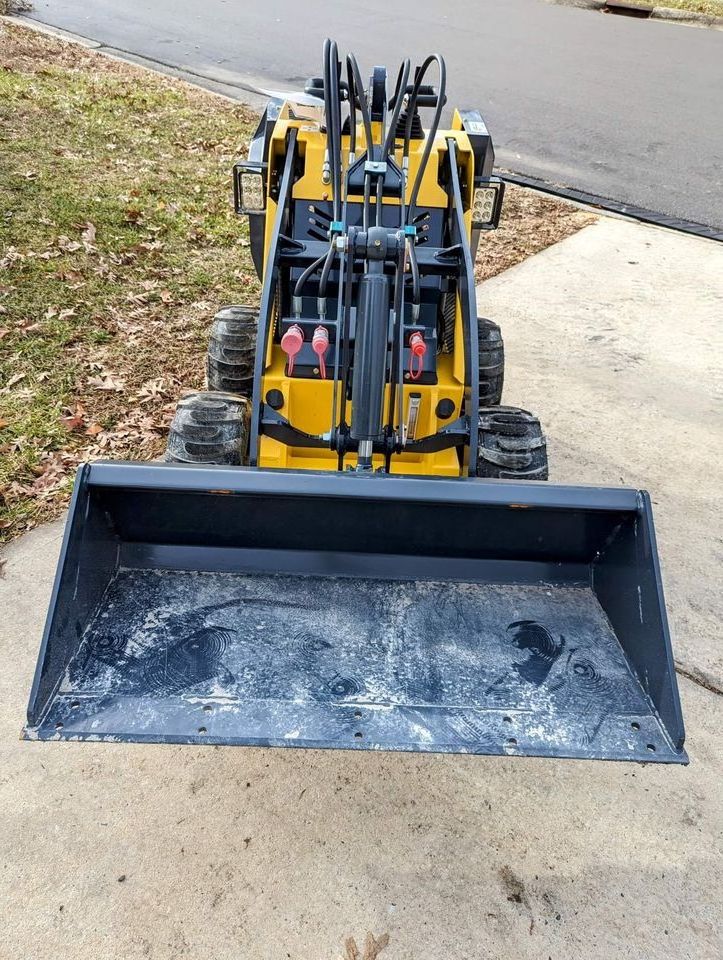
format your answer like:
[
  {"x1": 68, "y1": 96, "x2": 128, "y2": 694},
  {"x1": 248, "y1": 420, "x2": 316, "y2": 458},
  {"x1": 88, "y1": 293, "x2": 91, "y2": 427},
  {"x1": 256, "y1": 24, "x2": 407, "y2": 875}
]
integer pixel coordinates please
[
  {"x1": 472, "y1": 177, "x2": 504, "y2": 229},
  {"x1": 233, "y1": 161, "x2": 266, "y2": 214}
]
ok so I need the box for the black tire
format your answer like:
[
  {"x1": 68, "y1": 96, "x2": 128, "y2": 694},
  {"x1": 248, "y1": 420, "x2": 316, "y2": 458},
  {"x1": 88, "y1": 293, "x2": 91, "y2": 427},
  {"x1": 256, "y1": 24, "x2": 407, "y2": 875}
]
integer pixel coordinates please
[
  {"x1": 165, "y1": 391, "x2": 249, "y2": 465},
  {"x1": 476, "y1": 406, "x2": 548, "y2": 480},
  {"x1": 478, "y1": 318, "x2": 504, "y2": 406},
  {"x1": 206, "y1": 305, "x2": 257, "y2": 394}
]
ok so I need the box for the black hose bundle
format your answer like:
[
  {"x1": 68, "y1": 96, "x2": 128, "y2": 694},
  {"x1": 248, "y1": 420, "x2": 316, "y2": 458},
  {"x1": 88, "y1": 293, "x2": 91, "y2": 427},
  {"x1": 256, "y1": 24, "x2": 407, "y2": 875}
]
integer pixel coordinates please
[
  {"x1": 296, "y1": 38, "x2": 344, "y2": 305},
  {"x1": 294, "y1": 43, "x2": 447, "y2": 317},
  {"x1": 403, "y1": 54, "x2": 447, "y2": 225},
  {"x1": 323, "y1": 38, "x2": 342, "y2": 223},
  {"x1": 346, "y1": 53, "x2": 374, "y2": 159},
  {"x1": 401, "y1": 54, "x2": 447, "y2": 315},
  {"x1": 346, "y1": 58, "x2": 357, "y2": 160},
  {"x1": 383, "y1": 58, "x2": 410, "y2": 159}
]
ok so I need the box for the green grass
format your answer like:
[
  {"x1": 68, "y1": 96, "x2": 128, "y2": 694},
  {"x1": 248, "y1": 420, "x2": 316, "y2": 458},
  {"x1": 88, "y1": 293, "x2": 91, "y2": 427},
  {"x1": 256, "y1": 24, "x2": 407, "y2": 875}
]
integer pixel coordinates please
[
  {"x1": 0, "y1": 23, "x2": 258, "y2": 539},
  {"x1": 0, "y1": 2, "x2": 34, "y2": 14},
  {"x1": 658, "y1": 0, "x2": 723, "y2": 14},
  {"x1": 623, "y1": 0, "x2": 723, "y2": 14}
]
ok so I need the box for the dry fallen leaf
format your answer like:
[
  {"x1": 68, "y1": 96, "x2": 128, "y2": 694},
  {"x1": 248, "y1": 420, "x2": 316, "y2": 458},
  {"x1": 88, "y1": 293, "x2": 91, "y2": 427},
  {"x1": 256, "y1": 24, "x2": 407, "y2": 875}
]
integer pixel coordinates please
[
  {"x1": 88, "y1": 374, "x2": 125, "y2": 392},
  {"x1": 60, "y1": 414, "x2": 85, "y2": 432},
  {"x1": 57, "y1": 235, "x2": 83, "y2": 253},
  {"x1": 60, "y1": 403, "x2": 86, "y2": 432},
  {"x1": 6, "y1": 373, "x2": 27, "y2": 388},
  {"x1": 85, "y1": 423, "x2": 103, "y2": 436},
  {"x1": 80, "y1": 221, "x2": 97, "y2": 244},
  {"x1": 137, "y1": 378, "x2": 169, "y2": 404},
  {"x1": 344, "y1": 933, "x2": 390, "y2": 960},
  {"x1": 55, "y1": 269, "x2": 84, "y2": 283},
  {"x1": 22, "y1": 452, "x2": 75, "y2": 499},
  {"x1": 126, "y1": 292, "x2": 149, "y2": 305}
]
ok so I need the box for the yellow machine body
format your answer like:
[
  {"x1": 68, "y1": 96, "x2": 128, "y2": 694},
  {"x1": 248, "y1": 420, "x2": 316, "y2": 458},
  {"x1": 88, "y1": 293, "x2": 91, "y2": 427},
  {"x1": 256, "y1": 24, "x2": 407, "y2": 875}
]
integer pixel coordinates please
[{"x1": 257, "y1": 106, "x2": 476, "y2": 475}]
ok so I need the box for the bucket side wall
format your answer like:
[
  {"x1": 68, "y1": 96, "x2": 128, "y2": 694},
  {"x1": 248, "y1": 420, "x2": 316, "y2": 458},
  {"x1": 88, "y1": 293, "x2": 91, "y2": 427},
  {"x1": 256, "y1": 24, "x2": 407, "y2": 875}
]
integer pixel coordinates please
[
  {"x1": 592, "y1": 494, "x2": 684, "y2": 752},
  {"x1": 26, "y1": 469, "x2": 120, "y2": 726}
]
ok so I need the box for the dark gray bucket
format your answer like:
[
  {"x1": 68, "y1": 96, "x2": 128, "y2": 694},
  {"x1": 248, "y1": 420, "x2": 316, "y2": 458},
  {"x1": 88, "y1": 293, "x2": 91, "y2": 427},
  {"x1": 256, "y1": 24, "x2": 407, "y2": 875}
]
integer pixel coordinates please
[{"x1": 24, "y1": 462, "x2": 686, "y2": 763}]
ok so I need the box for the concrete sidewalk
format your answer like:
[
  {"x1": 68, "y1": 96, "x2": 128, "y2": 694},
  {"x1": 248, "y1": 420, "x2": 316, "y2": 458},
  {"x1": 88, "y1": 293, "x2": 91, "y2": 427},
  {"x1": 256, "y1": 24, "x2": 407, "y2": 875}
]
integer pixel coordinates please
[
  {"x1": 1, "y1": 215, "x2": 721, "y2": 960},
  {"x1": 479, "y1": 215, "x2": 723, "y2": 688}
]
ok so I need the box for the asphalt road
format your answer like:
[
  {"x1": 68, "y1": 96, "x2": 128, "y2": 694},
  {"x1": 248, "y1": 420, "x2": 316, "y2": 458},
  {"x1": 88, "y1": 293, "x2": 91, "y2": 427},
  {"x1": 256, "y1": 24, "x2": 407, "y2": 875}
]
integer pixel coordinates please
[{"x1": 21, "y1": 0, "x2": 723, "y2": 227}]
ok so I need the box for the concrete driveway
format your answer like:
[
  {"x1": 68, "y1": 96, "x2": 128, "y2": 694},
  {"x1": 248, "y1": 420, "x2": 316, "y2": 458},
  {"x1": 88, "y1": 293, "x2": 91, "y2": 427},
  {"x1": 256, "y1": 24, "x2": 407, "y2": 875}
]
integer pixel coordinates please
[{"x1": 1, "y1": 214, "x2": 721, "y2": 959}]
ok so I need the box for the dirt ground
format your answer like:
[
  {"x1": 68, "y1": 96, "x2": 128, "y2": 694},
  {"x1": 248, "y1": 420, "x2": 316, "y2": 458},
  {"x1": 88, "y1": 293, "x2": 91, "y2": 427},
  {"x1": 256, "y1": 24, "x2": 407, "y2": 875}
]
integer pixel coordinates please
[
  {"x1": 1, "y1": 214, "x2": 721, "y2": 960},
  {"x1": 474, "y1": 186, "x2": 594, "y2": 283}
]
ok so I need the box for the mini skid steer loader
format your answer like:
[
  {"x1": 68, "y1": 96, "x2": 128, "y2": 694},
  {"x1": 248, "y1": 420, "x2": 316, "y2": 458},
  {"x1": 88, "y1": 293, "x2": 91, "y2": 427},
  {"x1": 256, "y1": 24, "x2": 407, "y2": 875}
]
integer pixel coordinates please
[{"x1": 25, "y1": 41, "x2": 686, "y2": 763}]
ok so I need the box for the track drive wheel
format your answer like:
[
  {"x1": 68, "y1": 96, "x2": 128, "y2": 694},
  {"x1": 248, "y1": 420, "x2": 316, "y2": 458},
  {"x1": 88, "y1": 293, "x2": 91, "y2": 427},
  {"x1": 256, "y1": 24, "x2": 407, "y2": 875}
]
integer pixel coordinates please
[
  {"x1": 476, "y1": 406, "x2": 548, "y2": 480},
  {"x1": 478, "y1": 318, "x2": 504, "y2": 405},
  {"x1": 207, "y1": 305, "x2": 257, "y2": 394},
  {"x1": 165, "y1": 391, "x2": 249, "y2": 465}
]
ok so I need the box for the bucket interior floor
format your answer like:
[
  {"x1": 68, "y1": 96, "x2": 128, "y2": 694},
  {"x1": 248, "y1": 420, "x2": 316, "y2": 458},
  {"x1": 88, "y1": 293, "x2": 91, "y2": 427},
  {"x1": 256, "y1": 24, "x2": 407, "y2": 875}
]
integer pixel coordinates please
[{"x1": 33, "y1": 568, "x2": 677, "y2": 761}]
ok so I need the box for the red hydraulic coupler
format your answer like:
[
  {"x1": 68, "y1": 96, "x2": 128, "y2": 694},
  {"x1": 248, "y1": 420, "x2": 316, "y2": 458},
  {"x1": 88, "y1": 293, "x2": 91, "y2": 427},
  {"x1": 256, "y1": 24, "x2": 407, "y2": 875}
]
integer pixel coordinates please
[
  {"x1": 312, "y1": 325, "x2": 330, "y2": 379},
  {"x1": 408, "y1": 331, "x2": 427, "y2": 381},
  {"x1": 280, "y1": 323, "x2": 304, "y2": 375}
]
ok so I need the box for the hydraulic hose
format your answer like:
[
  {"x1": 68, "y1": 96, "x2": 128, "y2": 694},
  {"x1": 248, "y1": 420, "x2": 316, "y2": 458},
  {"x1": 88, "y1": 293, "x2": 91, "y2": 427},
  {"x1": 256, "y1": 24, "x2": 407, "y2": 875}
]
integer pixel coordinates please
[
  {"x1": 401, "y1": 54, "x2": 447, "y2": 314},
  {"x1": 346, "y1": 58, "x2": 357, "y2": 162},
  {"x1": 403, "y1": 54, "x2": 447, "y2": 225},
  {"x1": 322, "y1": 39, "x2": 332, "y2": 190},
  {"x1": 293, "y1": 251, "x2": 329, "y2": 304},
  {"x1": 330, "y1": 43, "x2": 343, "y2": 222},
  {"x1": 347, "y1": 54, "x2": 374, "y2": 157},
  {"x1": 382, "y1": 58, "x2": 410, "y2": 159},
  {"x1": 295, "y1": 38, "x2": 343, "y2": 309},
  {"x1": 347, "y1": 53, "x2": 374, "y2": 233},
  {"x1": 318, "y1": 242, "x2": 337, "y2": 302},
  {"x1": 324, "y1": 39, "x2": 342, "y2": 223}
]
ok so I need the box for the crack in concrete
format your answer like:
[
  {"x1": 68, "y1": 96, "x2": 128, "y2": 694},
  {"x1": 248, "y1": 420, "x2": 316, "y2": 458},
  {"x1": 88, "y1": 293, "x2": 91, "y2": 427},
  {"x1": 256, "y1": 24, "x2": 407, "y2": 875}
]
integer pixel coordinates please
[{"x1": 675, "y1": 663, "x2": 723, "y2": 697}]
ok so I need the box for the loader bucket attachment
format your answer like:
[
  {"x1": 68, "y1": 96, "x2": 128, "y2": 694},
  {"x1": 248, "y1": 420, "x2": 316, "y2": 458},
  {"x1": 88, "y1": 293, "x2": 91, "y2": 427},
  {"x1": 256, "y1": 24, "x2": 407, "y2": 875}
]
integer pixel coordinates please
[{"x1": 25, "y1": 462, "x2": 686, "y2": 763}]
